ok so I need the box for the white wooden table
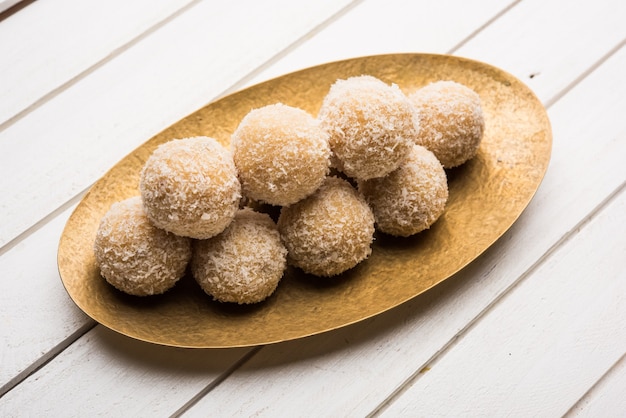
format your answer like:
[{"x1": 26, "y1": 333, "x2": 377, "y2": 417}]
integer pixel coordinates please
[{"x1": 1, "y1": 0, "x2": 625, "y2": 416}]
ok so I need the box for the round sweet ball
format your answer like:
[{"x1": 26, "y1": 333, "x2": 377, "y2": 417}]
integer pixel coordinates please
[
  {"x1": 409, "y1": 80, "x2": 484, "y2": 168},
  {"x1": 191, "y1": 208, "x2": 287, "y2": 304},
  {"x1": 317, "y1": 75, "x2": 417, "y2": 180},
  {"x1": 359, "y1": 145, "x2": 448, "y2": 237},
  {"x1": 231, "y1": 103, "x2": 331, "y2": 206},
  {"x1": 140, "y1": 136, "x2": 241, "y2": 239},
  {"x1": 277, "y1": 176, "x2": 375, "y2": 277},
  {"x1": 94, "y1": 196, "x2": 192, "y2": 296}
]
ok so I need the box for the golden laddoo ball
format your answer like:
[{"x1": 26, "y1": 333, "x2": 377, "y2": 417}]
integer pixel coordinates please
[
  {"x1": 359, "y1": 145, "x2": 448, "y2": 237},
  {"x1": 231, "y1": 103, "x2": 331, "y2": 206},
  {"x1": 140, "y1": 136, "x2": 241, "y2": 239},
  {"x1": 317, "y1": 75, "x2": 417, "y2": 180},
  {"x1": 191, "y1": 208, "x2": 287, "y2": 304},
  {"x1": 277, "y1": 176, "x2": 375, "y2": 277},
  {"x1": 93, "y1": 196, "x2": 192, "y2": 296},
  {"x1": 409, "y1": 80, "x2": 484, "y2": 168}
]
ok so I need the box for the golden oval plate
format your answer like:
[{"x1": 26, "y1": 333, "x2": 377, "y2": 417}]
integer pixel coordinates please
[{"x1": 58, "y1": 53, "x2": 551, "y2": 348}]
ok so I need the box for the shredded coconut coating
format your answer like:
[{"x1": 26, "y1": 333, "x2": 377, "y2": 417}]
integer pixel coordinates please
[
  {"x1": 191, "y1": 208, "x2": 287, "y2": 304},
  {"x1": 93, "y1": 196, "x2": 192, "y2": 296},
  {"x1": 277, "y1": 176, "x2": 375, "y2": 277},
  {"x1": 409, "y1": 80, "x2": 484, "y2": 168},
  {"x1": 140, "y1": 137, "x2": 241, "y2": 239},
  {"x1": 231, "y1": 104, "x2": 330, "y2": 206},
  {"x1": 359, "y1": 145, "x2": 448, "y2": 237},
  {"x1": 317, "y1": 75, "x2": 417, "y2": 180}
]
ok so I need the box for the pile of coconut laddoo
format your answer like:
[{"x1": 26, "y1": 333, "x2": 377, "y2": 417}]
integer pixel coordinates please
[{"x1": 93, "y1": 76, "x2": 484, "y2": 304}]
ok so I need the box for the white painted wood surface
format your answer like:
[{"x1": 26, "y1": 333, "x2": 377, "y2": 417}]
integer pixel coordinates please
[
  {"x1": 381, "y1": 186, "x2": 626, "y2": 417},
  {"x1": 567, "y1": 353, "x2": 626, "y2": 417},
  {"x1": 0, "y1": 0, "x2": 196, "y2": 125},
  {"x1": 1, "y1": 0, "x2": 625, "y2": 416}
]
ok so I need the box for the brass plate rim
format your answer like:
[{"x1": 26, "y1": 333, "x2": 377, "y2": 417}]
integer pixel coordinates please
[{"x1": 58, "y1": 53, "x2": 552, "y2": 348}]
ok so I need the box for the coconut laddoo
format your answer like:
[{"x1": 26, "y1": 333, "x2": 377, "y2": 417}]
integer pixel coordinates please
[
  {"x1": 191, "y1": 208, "x2": 287, "y2": 304},
  {"x1": 409, "y1": 80, "x2": 484, "y2": 168},
  {"x1": 93, "y1": 196, "x2": 192, "y2": 296},
  {"x1": 140, "y1": 136, "x2": 241, "y2": 239},
  {"x1": 317, "y1": 75, "x2": 418, "y2": 180},
  {"x1": 231, "y1": 103, "x2": 331, "y2": 206},
  {"x1": 277, "y1": 176, "x2": 375, "y2": 277},
  {"x1": 359, "y1": 144, "x2": 448, "y2": 237}
]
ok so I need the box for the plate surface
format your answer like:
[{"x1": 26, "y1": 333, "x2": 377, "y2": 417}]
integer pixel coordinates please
[{"x1": 58, "y1": 54, "x2": 551, "y2": 348}]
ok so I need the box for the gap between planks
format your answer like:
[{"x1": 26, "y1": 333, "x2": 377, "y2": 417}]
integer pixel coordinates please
[
  {"x1": 169, "y1": 346, "x2": 264, "y2": 418},
  {"x1": 543, "y1": 36, "x2": 626, "y2": 109},
  {"x1": 563, "y1": 351, "x2": 626, "y2": 416},
  {"x1": 0, "y1": 184, "x2": 90, "y2": 258},
  {"x1": 446, "y1": 0, "x2": 522, "y2": 54},
  {"x1": 0, "y1": 0, "x2": 33, "y2": 21}
]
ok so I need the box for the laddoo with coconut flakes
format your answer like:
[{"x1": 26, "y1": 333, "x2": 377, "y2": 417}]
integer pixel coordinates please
[
  {"x1": 409, "y1": 80, "x2": 484, "y2": 168},
  {"x1": 140, "y1": 136, "x2": 241, "y2": 240},
  {"x1": 231, "y1": 103, "x2": 331, "y2": 206},
  {"x1": 277, "y1": 176, "x2": 375, "y2": 277},
  {"x1": 191, "y1": 208, "x2": 287, "y2": 304},
  {"x1": 359, "y1": 144, "x2": 448, "y2": 237},
  {"x1": 93, "y1": 196, "x2": 192, "y2": 296},
  {"x1": 317, "y1": 75, "x2": 417, "y2": 180}
]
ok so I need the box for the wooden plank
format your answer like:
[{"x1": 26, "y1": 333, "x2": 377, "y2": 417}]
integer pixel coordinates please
[
  {"x1": 179, "y1": 5, "x2": 626, "y2": 417},
  {"x1": 380, "y1": 187, "x2": 626, "y2": 417},
  {"x1": 0, "y1": 0, "x2": 354, "y2": 248},
  {"x1": 566, "y1": 354, "x2": 626, "y2": 417},
  {"x1": 0, "y1": 326, "x2": 254, "y2": 417},
  {"x1": 0, "y1": 205, "x2": 94, "y2": 396},
  {"x1": 0, "y1": 0, "x2": 195, "y2": 126}
]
